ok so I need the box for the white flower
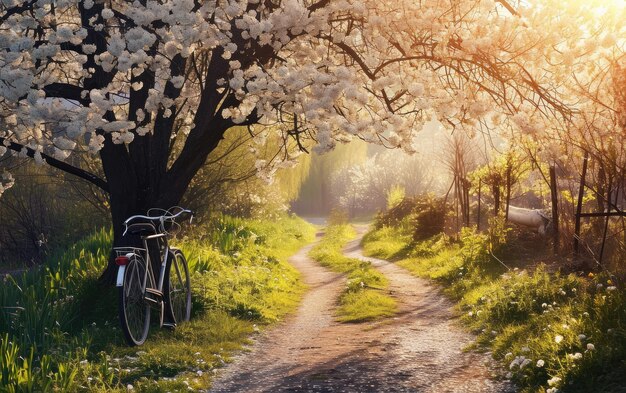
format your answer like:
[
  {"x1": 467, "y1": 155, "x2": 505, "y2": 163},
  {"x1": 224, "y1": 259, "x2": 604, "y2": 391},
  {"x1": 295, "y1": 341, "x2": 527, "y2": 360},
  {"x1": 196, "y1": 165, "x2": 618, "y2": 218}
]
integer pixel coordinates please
[
  {"x1": 607, "y1": 286, "x2": 617, "y2": 292},
  {"x1": 536, "y1": 359, "x2": 545, "y2": 367},
  {"x1": 555, "y1": 335, "x2": 563, "y2": 344},
  {"x1": 586, "y1": 343, "x2": 595, "y2": 351},
  {"x1": 101, "y1": 8, "x2": 114, "y2": 20},
  {"x1": 578, "y1": 334, "x2": 586, "y2": 341},
  {"x1": 547, "y1": 376, "x2": 562, "y2": 386}
]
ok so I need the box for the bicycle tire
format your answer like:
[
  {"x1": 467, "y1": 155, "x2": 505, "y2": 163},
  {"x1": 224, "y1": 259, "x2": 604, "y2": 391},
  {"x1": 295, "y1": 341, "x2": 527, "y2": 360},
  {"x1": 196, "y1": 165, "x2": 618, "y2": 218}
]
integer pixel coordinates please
[
  {"x1": 164, "y1": 249, "x2": 191, "y2": 324},
  {"x1": 119, "y1": 255, "x2": 152, "y2": 346}
]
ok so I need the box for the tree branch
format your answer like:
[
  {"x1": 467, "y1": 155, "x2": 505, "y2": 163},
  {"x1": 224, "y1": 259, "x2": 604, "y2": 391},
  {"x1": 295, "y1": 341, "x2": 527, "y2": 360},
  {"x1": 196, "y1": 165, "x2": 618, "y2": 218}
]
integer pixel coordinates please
[{"x1": 0, "y1": 137, "x2": 109, "y2": 193}]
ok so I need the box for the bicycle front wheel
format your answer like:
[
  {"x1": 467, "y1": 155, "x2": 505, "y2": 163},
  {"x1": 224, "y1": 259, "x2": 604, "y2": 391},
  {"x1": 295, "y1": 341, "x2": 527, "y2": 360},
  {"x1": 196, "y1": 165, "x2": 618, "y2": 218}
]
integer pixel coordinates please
[
  {"x1": 119, "y1": 255, "x2": 151, "y2": 346},
  {"x1": 164, "y1": 249, "x2": 191, "y2": 324}
]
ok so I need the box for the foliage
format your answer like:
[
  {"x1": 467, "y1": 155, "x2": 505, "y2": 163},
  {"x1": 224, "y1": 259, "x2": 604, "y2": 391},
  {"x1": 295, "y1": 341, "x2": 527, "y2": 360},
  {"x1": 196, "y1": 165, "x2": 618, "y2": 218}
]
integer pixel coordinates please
[
  {"x1": 309, "y1": 224, "x2": 397, "y2": 322},
  {"x1": 386, "y1": 185, "x2": 406, "y2": 210},
  {"x1": 374, "y1": 194, "x2": 447, "y2": 241},
  {"x1": 0, "y1": 163, "x2": 108, "y2": 266},
  {"x1": 327, "y1": 209, "x2": 349, "y2": 226},
  {"x1": 323, "y1": 151, "x2": 437, "y2": 217},
  {"x1": 291, "y1": 141, "x2": 368, "y2": 216},
  {"x1": 0, "y1": 214, "x2": 315, "y2": 391},
  {"x1": 362, "y1": 223, "x2": 626, "y2": 393},
  {"x1": 184, "y1": 127, "x2": 309, "y2": 219}
]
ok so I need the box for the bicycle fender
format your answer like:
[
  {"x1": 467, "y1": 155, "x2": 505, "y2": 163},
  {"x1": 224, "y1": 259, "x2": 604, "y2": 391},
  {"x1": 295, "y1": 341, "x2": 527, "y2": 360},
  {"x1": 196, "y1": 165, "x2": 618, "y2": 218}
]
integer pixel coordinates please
[{"x1": 116, "y1": 266, "x2": 126, "y2": 287}]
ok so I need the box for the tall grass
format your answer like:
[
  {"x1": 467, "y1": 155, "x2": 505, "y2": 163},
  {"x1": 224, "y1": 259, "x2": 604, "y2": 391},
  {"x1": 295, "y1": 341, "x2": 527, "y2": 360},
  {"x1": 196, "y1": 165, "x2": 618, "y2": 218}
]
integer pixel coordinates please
[
  {"x1": 362, "y1": 224, "x2": 626, "y2": 393},
  {"x1": 0, "y1": 214, "x2": 315, "y2": 391},
  {"x1": 309, "y1": 224, "x2": 397, "y2": 322}
]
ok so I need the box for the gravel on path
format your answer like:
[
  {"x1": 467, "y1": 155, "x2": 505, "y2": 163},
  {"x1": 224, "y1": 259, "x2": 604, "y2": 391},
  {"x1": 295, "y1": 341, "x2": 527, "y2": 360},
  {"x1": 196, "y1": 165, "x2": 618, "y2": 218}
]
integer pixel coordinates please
[{"x1": 208, "y1": 228, "x2": 515, "y2": 393}]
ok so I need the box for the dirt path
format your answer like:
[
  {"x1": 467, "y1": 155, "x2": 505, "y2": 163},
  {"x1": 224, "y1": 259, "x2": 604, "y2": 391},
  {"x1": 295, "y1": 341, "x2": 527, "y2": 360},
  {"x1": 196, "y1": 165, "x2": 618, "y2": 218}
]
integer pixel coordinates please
[{"x1": 208, "y1": 229, "x2": 514, "y2": 393}]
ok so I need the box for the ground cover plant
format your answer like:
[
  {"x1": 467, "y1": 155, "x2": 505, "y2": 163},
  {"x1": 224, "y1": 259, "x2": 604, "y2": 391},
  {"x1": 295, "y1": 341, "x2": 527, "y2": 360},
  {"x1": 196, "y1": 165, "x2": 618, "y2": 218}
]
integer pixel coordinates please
[
  {"x1": 0, "y1": 214, "x2": 315, "y2": 392},
  {"x1": 308, "y1": 223, "x2": 396, "y2": 323},
  {"x1": 362, "y1": 218, "x2": 626, "y2": 393}
]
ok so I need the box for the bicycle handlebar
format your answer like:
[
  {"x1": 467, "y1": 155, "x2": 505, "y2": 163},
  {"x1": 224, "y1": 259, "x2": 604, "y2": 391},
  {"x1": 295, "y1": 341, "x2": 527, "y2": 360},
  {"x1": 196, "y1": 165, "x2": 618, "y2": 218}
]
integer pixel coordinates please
[{"x1": 122, "y1": 207, "x2": 194, "y2": 236}]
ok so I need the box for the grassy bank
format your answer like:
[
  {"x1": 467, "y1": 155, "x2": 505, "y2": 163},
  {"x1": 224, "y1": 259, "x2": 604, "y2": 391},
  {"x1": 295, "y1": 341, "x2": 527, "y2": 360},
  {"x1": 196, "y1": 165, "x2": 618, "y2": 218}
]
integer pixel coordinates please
[
  {"x1": 362, "y1": 224, "x2": 626, "y2": 393},
  {"x1": 308, "y1": 224, "x2": 396, "y2": 322},
  {"x1": 0, "y1": 214, "x2": 315, "y2": 392}
]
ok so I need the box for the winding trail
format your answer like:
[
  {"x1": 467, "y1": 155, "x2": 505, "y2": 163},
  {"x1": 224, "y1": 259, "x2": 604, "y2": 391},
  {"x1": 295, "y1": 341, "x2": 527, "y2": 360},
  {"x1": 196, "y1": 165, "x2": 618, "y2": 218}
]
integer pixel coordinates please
[{"x1": 209, "y1": 227, "x2": 514, "y2": 393}]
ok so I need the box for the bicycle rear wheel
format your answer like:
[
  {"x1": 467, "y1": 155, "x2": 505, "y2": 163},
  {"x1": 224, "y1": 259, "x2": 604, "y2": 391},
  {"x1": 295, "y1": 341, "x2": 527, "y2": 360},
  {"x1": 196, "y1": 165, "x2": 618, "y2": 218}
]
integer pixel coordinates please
[
  {"x1": 119, "y1": 255, "x2": 151, "y2": 346},
  {"x1": 164, "y1": 249, "x2": 191, "y2": 324}
]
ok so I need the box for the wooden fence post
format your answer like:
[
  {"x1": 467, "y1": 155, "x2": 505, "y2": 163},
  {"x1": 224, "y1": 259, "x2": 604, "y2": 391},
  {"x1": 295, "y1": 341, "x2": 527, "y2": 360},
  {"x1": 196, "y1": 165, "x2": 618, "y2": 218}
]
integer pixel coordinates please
[
  {"x1": 505, "y1": 164, "x2": 512, "y2": 221},
  {"x1": 574, "y1": 152, "x2": 589, "y2": 256},
  {"x1": 549, "y1": 164, "x2": 559, "y2": 253},
  {"x1": 477, "y1": 179, "x2": 482, "y2": 231}
]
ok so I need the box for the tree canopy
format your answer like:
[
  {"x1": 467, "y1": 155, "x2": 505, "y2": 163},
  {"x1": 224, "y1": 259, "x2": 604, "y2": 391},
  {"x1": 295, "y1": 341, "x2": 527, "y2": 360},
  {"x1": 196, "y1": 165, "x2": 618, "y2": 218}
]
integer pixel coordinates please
[{"x1": 0, "y1": 0, "x2": 623, "y2": 233}]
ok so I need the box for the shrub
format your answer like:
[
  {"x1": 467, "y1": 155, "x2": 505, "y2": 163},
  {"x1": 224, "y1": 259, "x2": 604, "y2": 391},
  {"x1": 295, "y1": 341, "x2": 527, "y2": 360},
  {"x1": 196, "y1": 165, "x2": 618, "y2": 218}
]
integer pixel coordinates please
[
  {"x1": 386, "y1": 185, "x2": 406, "y2": 210},
  {"x1": 374, "y1": 194, "x2": 447, "y2": 241}
]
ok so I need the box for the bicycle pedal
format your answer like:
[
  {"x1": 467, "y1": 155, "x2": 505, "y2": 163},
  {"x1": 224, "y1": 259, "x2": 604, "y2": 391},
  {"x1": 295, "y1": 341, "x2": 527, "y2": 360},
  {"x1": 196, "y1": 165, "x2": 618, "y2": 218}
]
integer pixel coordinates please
[{"x1": 145, "y1": 288, "x2": 163, "y2": 297}]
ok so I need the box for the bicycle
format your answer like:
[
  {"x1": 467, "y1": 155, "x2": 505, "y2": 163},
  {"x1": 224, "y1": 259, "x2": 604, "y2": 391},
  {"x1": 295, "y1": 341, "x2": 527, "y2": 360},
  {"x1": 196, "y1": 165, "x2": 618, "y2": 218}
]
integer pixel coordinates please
[{"x1": 114, "y1": 206, "x2": 194, "y2": 346}]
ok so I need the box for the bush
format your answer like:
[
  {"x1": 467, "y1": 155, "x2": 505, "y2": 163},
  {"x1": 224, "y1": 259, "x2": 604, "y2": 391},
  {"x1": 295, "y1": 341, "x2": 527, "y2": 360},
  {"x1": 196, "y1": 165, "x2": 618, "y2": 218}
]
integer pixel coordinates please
[{"x1": 374, "y1": 194, "x2": 447, "y2": 241}]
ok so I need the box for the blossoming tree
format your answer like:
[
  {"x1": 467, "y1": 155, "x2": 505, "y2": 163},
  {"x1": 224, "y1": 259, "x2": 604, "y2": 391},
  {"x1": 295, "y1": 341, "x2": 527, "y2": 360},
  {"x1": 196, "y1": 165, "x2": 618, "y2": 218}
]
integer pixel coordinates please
[{"x1": 1, "y1": 0, "x2": 615, "y2": 278}]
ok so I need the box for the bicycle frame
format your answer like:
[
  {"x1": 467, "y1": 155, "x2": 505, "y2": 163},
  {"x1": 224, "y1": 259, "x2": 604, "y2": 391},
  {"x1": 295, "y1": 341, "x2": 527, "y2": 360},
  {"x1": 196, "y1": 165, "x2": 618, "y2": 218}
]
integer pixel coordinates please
[{"x1": 115, "y1": 233, "x2": 170, "y2": 298}]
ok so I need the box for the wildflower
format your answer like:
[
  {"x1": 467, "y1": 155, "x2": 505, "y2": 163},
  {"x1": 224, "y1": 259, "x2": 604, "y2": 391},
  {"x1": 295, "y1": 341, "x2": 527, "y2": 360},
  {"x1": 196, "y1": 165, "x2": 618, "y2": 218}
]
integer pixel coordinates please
[
  {"x1": 583, "y1": 312, "x2": 589, "y2": 317},
  {"x1": 509, "y1": 355, "x2": 526, "y2": 369},
  {"x1": 555, "y1": 335, "x2": 563, "y2": 344},
  {"x1": 607, "y1": 279, "x2": 613, "y2": 285},
  {"x1": 197, "y1": 370, "x2": 203, "y2": 376},
  {"x1": 468, "y1": 311, "x2": 474, "y2": 317},
  {"x1": 597, "y1": 283, "x2": 603, "y2": 289},
  {"x1": 542, "y1": 303, "x2": 548, "y2": 308},
  {"x1": 547, "y1": 389, "x2": 559, "y2": 393},
  {"x1": 586, "y1": 343, "x2": 595, "y2": 351},
  {"x1": 521, "y1": 346, "x2": 530, "y2": 352},
  {"x1": 567, "y1": 353, "x2": 583, "y2": 361},
  {"x1": 536, "y1": 359, "x2": 545, "y2": 367},
  {"x1": 548, "y1": 376, "x2": 562, "y2": 386},
  {"x1": 505, "y1": 352, "x2": 513, "y2": 359},
  {"x1": 127, "y1": 384, "x2": 134, "y2": 391},
  {"x1": 588, "y1": 272, "x2": 595, "y2": 278},
  {"x1": 578, "y1": 334, "x2": 586, "y2": 341},
  {"x1": 607, "y1": 286, "x2": 617, "y2": 292}
]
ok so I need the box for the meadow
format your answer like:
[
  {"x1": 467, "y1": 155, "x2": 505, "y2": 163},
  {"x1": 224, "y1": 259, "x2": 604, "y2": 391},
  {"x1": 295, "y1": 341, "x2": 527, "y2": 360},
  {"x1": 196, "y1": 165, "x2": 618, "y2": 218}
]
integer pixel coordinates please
[
  {"x1": 362, "y1": 222, "x2": 626, "y2": 393},
  {"x1": 0, "y1": 214, "x2": 315, "y2": 392}
]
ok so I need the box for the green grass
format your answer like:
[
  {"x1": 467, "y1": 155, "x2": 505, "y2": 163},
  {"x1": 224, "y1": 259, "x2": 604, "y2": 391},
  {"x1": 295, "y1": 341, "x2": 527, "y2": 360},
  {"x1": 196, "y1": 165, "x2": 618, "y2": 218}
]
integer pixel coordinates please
[
  {"x1": 308, "y1": 224, "x2": 397, "y2": 322},
  {"x1": 362, "y1": 224, "x2": 626, "y2": 393},
  {"x1": 0, "y1": 214, "x2": 315, "y2": 392}
]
